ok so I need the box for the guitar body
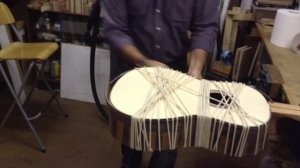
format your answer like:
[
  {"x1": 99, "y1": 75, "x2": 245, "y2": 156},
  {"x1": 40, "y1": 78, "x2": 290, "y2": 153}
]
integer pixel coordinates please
[{"x1": 106, "y1": 67, "x2": 270, "y2": 157}]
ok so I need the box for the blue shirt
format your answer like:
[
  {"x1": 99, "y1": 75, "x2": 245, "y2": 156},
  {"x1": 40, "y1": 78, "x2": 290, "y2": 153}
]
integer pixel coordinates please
[{"x1": 103, "y1": 0, "x2": 220, "y2": 76}]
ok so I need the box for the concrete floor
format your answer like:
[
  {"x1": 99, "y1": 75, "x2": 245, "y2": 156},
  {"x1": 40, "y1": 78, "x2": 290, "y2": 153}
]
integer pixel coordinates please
[{"x1": 0, "y1": 89, "x2": 299, "y2": 168}]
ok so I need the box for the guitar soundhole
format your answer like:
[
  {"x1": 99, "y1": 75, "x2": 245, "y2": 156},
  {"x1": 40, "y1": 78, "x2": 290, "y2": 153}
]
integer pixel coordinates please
[{"x1": 210, "y1": 91, "x2": 232, "y2": 108}]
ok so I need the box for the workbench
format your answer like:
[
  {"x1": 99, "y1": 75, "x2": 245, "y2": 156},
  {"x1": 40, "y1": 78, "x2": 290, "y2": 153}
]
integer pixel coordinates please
[{"x1": 256, "y1": 23, "x2": 300, "y2": 106}]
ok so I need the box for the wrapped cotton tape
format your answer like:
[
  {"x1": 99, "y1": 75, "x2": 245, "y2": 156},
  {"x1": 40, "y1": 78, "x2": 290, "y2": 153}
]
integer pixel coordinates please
[
  {"x1": 271, "y1": 9, "x2": 300, "y2": 48},
  {"x1": 292, "y1": 33, "x2": 300, "y2": 55}
]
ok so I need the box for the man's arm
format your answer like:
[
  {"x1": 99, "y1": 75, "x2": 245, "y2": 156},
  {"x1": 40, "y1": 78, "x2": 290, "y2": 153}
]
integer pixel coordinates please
[
  {"x1": 188, "y1": 0, "x2": 220, "y2": 79},
  {"x1": 102, "y1": 0, "x2": 167, "y2": 67},
  {"x1": 187, "y1": 49, "x2": 208, "y2": 79}
]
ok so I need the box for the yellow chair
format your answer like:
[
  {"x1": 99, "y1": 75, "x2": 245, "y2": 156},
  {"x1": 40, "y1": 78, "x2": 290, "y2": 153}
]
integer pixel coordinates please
[{"x1": 0, "y1": 2, "x2": 66, "y2": 152}]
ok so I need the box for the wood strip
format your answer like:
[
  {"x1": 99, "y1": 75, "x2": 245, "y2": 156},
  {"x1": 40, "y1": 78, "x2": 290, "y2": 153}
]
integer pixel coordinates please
[
  {"x1": 248, "y1": 42, "x2": 263, "y2": 77},
  {"x1": 269, "y1": 102, "x2": 300, "y2": 121},
  {"x1": 236, "y1": 46, "x2": 252, "y2": 81},
  {"x1": 270, "y1": 102, "x2": 300, "y2": 111},
  {"x1": 222, "y1": 15, "x2": 234, "y2": 50},
  {"x1": 232, "y1": 46, "x2": 248, "y2": 81},
  {"x1": 229, "y1": 21, "x2": 239, "y2": 51},
  {"x1": 232, "y1": 13, "x2": 255, "y2": 21}
]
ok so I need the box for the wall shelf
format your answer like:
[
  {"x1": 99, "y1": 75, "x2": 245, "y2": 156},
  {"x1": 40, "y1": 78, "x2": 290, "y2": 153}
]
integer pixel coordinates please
[{"x1": 25, "y1": 5, "x2": 103, "y2": 90}]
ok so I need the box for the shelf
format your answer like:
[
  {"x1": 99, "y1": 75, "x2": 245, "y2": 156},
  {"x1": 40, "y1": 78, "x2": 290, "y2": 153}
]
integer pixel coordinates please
[
  {"x1": 34, "y1": 28, "x2": 61, "y2": 34},
  {"x1": 33, "y1": 28, "x2": 85, "y2": 36},
  {"x1": 25, "y1": 3, "x2": 105, "y2": 90},
  {"x1": 27, "y1": 7, "x2": 91, "y2": 18}
]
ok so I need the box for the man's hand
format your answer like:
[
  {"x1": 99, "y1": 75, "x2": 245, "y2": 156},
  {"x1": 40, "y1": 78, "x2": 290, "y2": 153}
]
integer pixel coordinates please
[
  {"x1": 187, "y1": 49, "x2": 208, "y2": 79},
  {"x1": 121, "y1": 44, "x2": 168, "y2": 68},
  {"x1": 139, "y1": 58, "x2": 169, "y2": 68}
]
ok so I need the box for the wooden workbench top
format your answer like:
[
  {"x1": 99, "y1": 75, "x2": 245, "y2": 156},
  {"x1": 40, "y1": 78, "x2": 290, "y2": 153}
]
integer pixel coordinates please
[{"x1": 256, "y1": 23, "x2": 300, "y2": 105}]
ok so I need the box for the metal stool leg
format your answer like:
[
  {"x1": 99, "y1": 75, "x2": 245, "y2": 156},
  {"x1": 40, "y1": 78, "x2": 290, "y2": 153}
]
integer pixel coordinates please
[
  {"x1": 0, "y1": 64, "x2": 46, "y2": 152},
  {"x1": 36, "y1": 62, "x2": 68, "y2": 117},
  {"x1": 1, "y1": 61, "x2": 36, "y2": 128}
]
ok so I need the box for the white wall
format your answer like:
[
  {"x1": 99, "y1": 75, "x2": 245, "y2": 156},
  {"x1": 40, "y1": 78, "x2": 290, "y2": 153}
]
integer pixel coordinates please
[
  {"x1": 60, "y1": 43, "x2": 110, "y2": 104},
  {"x1": 0, "y1": 25, "x2": 26, "y2": 103}
]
